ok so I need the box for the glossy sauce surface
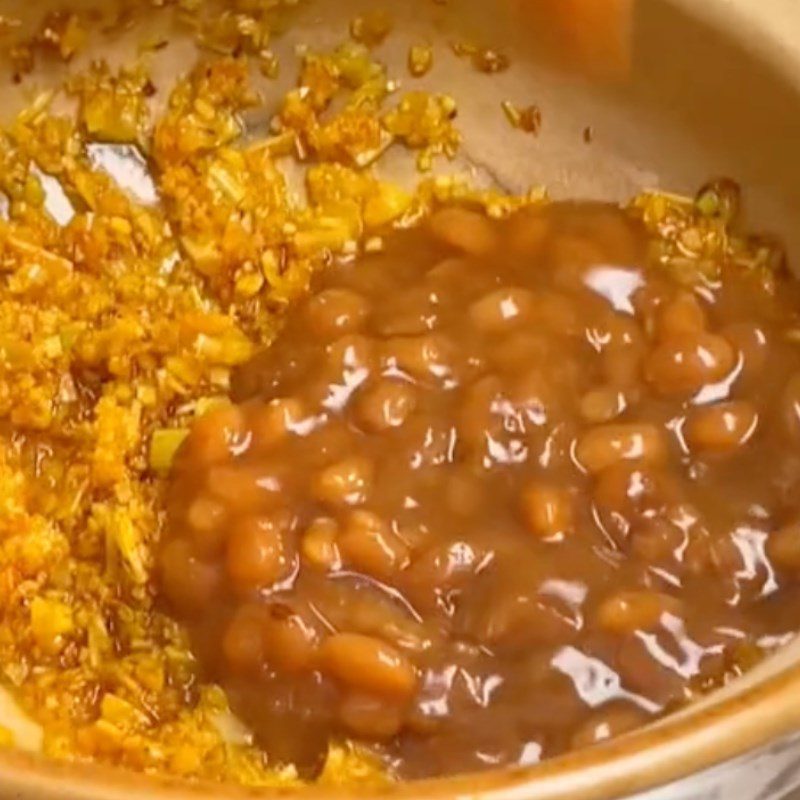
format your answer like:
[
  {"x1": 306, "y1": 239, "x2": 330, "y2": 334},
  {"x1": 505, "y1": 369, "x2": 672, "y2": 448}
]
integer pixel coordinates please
[{"x1": 160, "y1": 203, "x2": 800, "y2": 778}]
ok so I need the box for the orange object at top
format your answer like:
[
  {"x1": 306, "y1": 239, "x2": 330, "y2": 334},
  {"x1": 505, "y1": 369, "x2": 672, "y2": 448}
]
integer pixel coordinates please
[{"x1": 513, "y1": 0, "x2": 634, "y2": 80}]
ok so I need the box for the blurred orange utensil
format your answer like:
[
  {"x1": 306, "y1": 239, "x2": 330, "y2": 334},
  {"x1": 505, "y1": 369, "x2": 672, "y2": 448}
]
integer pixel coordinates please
[{"x1": 512, "y1": 0, "x2": 634, "y2": 80}]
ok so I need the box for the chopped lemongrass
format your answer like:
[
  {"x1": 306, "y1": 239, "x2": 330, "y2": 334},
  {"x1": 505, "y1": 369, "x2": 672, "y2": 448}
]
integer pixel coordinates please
[
  {"x1": 149, "y1": 428, "x2": 190, "y2": 472},
  {"x1": 408, "y1": 44, "x2": 433, "y2": 78}
]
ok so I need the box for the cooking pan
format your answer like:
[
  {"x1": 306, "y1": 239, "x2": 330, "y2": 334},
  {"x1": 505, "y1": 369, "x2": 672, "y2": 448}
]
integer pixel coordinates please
[{"x1": 0, "y1": 0, "x2": 799, "y2": 797}]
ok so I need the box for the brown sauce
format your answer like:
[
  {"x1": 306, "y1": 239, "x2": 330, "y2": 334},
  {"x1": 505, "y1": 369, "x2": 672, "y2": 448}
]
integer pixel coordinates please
[{"x1": 159, "y1": 202, "x2": 800, "y2": 778}]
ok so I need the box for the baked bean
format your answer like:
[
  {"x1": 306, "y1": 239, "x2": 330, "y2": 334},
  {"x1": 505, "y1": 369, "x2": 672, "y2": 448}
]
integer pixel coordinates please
[
  {"x1": 520, "y1": 483, "x2": 573, "y2": 539},
  {"x1": 223, "y1": 605, "x2": 266, "y2": 673},
  {"x1": 593, "y1": 463, "x2": 660, "y2": 513},
  {"x1": 534, "y1": 291, "x2": 583, "y2": 337},
  {"x1": 391, "y1": 519, "x2": 431, "y2": 553},
  {"x1": 377, "y1": 287, "x2": 441, "y2": 336},
  {"x1": 403, "y1": 539, "x2": 488, "y2": 610},
  {"x1": 312, "y1": 456, "x2": 374, "y2": 507},
  {"x1": 404, "y1": 706, "x2": 442, "y2": 737},
  {"x1": 602, "y1": 347, "x2": 644, "y2": 388},
  {"x1": 593, "y1": 318, "x2": 646, "y2": 387},
  {"x1": 562, "y1": 204, "x2": 641, "y2": 265},
  {"x1": 576, "y1": 423, "x2": 667, "y2": 474},
  {"x1": 632, "y1": 278, "x2": 670, "y2": 338},
  {"x1": 306, "y1": 288, "x2": 370, "y2": 339},
  {"x1": 207, "y1": 463, "x2": 285, "y2": 513},
  {"x1": 658, "y1": 292, "x2": 707, "y2": 340},
  {"x1": 593, "y1": 465, "x2": 677, "y2": 540},
  {"x1": 458, "y1": 376, "x2": 503, "y2": 447},
  {"x1": 248, "y1": 398, "x2": 306, "y2": 451},
  {"x1": 630, "y1": 518, "x2": 685, "y2": 565},
  {"x1": 637, "y1": 628, "x2": 726, "y2": 705},
  {"x1": 331, "y1": 589, "x2": 427, "y2": 650},
  {"x1": 400, "y1": 417, "x2": 457, "y2": 470},
  {"x1": 186, "y1": 494, "x2": 226, "y2": 531},
  {"x1": 339, "y1": 510, "x2": 410, "y2": 578},
  {"x1": 616, "y1": 634, "x2": 686, "y2": 707},
  {"x1": 356, "y1": 380, "x2": 416, "y2": 432},
  {"x1": 459, "y1": 373, "x2": 552, "y2": 462},
  {"x1": 319, "y1": 633, "x2": 416, "y2": 700},
  {"x1": 326, "y1": 334, "x2": 377, "y2": 378},
  {"x1": 707, "y1": 530, "x2": 749, "y2": 574},
  {"x1": 262, "y1": 605, "x2": 318, "y2": 672},
  {"x1": 684, "y1": 401, "x2": 759, "y2": 453},
  {"x1": 782, "y1": 373, "x2": 800, "y2": 439},
  {"x1": 704, "y1": 533, "x2": 769, "y2": 604},
  {"x1": 506, "y1": 208, "x2": 551, "y2": 260},
  {"x1": 226, "y1": 514, "x2": 292, "y2": 591},
  {"x1": 445, "y1": 469, "x2": 487, "y2": 517},
  {"x1": 570, "y1": 703, "x2": 651, "y2": 749},
  {"x1": 159, "y1": 538, "x2": 220, "y2": 614},
  {"x1": 428, "y1": 207, "x2": 496, "y2": 256},
  {"x1": 317, "y1": 581, "x2": 428, "y2": 652},
  {"x1": 491, "y1": 332, "x2": 551, "y2": 373},
  {"x1": 299, "y1": 420, "x2": 353, "y2": 468},
  {"x1": 509, "y1": 370, "x2": 557, "y2": 420},
  {"x1": 301, "y1": 518, "x2": 342, "y2": 571},
  {"x1": 186, "y1": 495, "x2": 228, "y2": 556},
  {"x1": 682, "y1": 527, "x2": 716, "y2": 577},
  {"x1": 185, "y1": 403, "x2": 248, "y2": 465},
  {"x1": 385, "y1": 334, "x2": 456, "y2": 383},
  {"x1": 477, "y1": 589, "x2": 577, "y2": 651},
  {"x1": 723, "y1": 322, "x2": 769, "y2": 383},
  {"x1": 469, "y1": 288, "x2": 535, "y2": 334},
  {"x1": 579, "y1": 387, "x2": 626, "y2": 424},
  {"x1": 644, "y1": 332, "x2": 736, "y2": 396},
  {"x1": 593, "y1": 317, "x2": 646, "y2": 387},
  {"x1": 598, "y1": 315, "x2": 646, "y2": 352},
  {"x1": 426, "y1": 257, "x2": 475, "y2": 286},
  {"x1": 338, "y1": 693, "x2": 405, "y2": 739},
  {"x1": 549, "y1": 235, "x2": 607, "y2": 283},
  {"x1": 597, "y1": 590, "x2": 681, "y2": 634},
  {"x1": 767, "y1": 522, "x2": 800, "y2": 572}
]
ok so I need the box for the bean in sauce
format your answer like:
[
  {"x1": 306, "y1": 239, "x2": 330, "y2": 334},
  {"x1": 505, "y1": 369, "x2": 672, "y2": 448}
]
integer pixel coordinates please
[{"x1": 160, "y1": 202, "x2": 800, "y2": 778}]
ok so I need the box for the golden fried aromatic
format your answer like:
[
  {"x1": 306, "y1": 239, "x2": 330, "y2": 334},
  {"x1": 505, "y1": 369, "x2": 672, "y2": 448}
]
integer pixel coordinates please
[
  {"x1": 350, "y1": 11, "x2": 393, "y2": 47},
  {"x1": 501, "y1": 100, "x2": 543, "y2": 134},
  {"x1": 407, "y1": 44, "x2": 433, "y2": 78},
  {"x1": 451, "y1": 41, "x2": 511, "y2": 74},
  {"x1": 0, "y1": 1, "x2": 536, "y2": 785},
  {"x1": 0, "y1": 0, "x2": 788, "y2": 788}
]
